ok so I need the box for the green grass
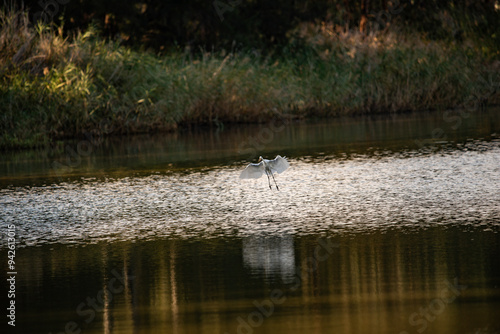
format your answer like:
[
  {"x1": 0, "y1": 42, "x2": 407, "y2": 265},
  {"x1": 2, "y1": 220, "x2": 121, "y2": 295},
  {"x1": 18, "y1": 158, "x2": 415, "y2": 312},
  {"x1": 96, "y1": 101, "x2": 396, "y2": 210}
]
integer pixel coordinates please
[{"x1": 1, "y1": 9, "x2": 499, "y2": 150}]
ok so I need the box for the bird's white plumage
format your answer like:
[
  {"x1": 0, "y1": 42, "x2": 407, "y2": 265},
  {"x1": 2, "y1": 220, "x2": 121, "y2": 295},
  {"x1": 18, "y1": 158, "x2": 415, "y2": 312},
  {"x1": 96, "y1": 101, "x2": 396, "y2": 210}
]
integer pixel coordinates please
[
  {"x1": 240, "y1": 155, "x2": 289, "y2": 179},
  {"x1": 267, "y1": 155, "x2": 290, "y2": 174},
  {"x1": 239, "y1": 162, "x2": 265, "y2": 179}
]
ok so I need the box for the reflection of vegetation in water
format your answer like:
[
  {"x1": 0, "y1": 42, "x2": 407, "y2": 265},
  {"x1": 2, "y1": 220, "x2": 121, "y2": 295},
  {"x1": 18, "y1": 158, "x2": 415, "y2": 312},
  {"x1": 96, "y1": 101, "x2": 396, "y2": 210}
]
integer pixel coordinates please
[
  {"x1": 1, "y1": 7, "x2": 499, "y2": 149},
  {"x1": 14, "y1": 228, "x2": 498, "y2": 333},
  {"x1": 1, "y1": 108, "x2": 499, "y2": 188}
]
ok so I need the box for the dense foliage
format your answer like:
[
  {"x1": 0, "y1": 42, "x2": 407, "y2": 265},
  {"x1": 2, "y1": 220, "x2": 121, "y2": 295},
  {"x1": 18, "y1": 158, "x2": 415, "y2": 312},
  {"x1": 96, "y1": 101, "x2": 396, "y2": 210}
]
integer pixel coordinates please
[
  {"x1": 0, "y1": 2, "x2": 499, "y2": 149},
  {"x1": 19, "y1": 0, "x2": 500, "y2": 54}
]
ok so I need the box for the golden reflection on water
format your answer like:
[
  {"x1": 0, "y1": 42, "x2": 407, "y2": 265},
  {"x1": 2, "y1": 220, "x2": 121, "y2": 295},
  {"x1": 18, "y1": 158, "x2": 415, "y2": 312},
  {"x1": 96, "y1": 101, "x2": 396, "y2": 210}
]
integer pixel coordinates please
[{"x1": 14, "y1": 227, "x2": 500, "y2": 334}]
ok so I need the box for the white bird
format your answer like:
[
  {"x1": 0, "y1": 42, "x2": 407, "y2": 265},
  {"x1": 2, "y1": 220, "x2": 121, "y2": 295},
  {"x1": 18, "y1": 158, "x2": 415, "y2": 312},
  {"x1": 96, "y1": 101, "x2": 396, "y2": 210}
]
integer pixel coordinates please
[{"x1": 240, "y1": 155, "x2": 290, "y2": 190}]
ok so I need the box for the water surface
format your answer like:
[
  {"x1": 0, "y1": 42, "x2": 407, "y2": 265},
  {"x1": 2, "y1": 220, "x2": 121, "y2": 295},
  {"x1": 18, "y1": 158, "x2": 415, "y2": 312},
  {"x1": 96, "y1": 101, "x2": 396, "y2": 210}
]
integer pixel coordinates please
[{"x1": 1, "y1": 108, "x2": 499, "y2": 334}]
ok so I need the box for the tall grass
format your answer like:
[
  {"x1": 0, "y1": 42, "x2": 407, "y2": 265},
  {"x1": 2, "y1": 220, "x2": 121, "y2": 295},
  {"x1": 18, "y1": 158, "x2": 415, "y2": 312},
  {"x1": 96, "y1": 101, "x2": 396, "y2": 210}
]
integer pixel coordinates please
[{"x1": 1, "y1": 9, "x2": 498, "y2": 149}]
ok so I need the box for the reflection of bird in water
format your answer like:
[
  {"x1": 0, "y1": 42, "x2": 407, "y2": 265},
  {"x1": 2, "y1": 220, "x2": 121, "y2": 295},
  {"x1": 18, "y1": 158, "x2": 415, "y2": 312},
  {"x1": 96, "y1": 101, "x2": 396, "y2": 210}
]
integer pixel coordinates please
[
  {"x1": 242, "y1": 235, "x2": 296, "y2": 284},
  {"x1": 240, "y1": 155, "x2": 290, "y2": 190}
]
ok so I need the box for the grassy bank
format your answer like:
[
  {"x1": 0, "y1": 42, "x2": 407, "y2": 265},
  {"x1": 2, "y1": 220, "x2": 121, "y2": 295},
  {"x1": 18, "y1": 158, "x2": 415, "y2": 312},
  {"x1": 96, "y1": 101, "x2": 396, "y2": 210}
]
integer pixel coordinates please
[{"x1": 1, "y1": 9, "x2": 499, "y2": 150}]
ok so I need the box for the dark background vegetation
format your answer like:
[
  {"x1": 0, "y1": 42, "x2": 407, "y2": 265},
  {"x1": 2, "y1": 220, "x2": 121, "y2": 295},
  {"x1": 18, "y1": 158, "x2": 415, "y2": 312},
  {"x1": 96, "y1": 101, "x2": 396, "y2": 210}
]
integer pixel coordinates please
[
  {"x1": 1, "y1": 1, "x2": 498, "y2": 150},
  {"x1": 20, "y1": 0, "x2": 500, "y2": 54}
]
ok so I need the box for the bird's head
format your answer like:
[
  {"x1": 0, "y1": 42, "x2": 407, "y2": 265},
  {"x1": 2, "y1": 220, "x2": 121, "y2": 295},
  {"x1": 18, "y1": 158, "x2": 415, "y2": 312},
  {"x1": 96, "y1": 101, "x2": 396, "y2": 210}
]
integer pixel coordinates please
[{"x1": 258, "y1": 156, "x2": 263, "y2": 162}]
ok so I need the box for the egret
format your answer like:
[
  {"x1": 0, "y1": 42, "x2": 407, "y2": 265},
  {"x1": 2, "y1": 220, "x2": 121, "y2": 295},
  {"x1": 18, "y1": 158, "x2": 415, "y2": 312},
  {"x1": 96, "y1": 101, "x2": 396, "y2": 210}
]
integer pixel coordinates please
[{"x1": 240, "y1": 155, "x2": 290, "y2": 190}]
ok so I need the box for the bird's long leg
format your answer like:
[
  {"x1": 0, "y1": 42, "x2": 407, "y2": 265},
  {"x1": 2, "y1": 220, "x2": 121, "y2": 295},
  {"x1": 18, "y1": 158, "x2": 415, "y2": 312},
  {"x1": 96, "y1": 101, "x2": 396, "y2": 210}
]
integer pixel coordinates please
[
  {"x1": 270, "y1": 171, "x2": 279, "y2": 191},
  {"x1": 265, "y1": 170, "x2": 272, "y2": 190}
]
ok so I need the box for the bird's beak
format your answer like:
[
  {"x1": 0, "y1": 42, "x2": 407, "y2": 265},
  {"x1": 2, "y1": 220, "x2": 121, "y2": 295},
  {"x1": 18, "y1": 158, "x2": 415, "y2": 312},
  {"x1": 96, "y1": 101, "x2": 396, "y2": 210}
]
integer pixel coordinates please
[{"x1": 258, "y1": 157, "x2": 263, "y2": 162}]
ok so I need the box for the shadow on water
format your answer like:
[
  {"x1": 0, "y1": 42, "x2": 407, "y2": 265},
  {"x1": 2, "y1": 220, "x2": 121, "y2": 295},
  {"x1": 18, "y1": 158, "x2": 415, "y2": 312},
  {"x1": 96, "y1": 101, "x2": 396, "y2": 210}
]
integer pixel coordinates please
[{"x1": 1, "y1": 107, "x2": 500, "y2": 333}]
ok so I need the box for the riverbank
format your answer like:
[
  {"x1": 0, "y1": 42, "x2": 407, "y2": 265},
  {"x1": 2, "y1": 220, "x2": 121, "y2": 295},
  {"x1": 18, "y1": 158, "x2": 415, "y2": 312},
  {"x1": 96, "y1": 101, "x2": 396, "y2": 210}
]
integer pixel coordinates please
[{"x1": 1, "y1": 9, "x2": 499, "y2": 150}]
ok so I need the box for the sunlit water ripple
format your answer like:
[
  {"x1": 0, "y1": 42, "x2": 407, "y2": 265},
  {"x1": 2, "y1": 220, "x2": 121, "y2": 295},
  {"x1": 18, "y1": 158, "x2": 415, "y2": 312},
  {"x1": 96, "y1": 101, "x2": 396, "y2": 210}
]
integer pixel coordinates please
[{"x1": 1, "y1": 140, "x2": 499, "y2": 247}]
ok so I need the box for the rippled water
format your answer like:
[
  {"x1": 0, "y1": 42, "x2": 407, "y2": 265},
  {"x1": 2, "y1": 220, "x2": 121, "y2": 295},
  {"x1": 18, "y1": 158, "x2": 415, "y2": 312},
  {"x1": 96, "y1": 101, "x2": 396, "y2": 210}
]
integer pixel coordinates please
[
  {"x1": 1, "y1": 108, "x2": 500, "y2": 334},
  {"x1": 1, "y1": 141, "x2": 500, "y2": 247}
]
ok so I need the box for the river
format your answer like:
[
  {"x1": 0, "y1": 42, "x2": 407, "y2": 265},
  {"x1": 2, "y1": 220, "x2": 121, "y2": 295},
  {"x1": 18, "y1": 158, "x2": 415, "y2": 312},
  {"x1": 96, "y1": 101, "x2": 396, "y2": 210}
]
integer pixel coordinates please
[{"x1": 1, "y1": 108, "x2": 499, "y2": 333}]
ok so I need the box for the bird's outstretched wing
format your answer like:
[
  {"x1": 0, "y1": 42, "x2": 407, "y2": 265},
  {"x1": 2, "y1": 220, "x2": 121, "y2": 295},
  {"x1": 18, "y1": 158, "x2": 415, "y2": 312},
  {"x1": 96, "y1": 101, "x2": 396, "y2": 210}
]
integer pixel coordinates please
[
  {"x1": 240, "y1": 161, "x2": 265, "y2": 179},
  {"x1": 268, "y1": 155, "x2": 290, "y2": 174}
]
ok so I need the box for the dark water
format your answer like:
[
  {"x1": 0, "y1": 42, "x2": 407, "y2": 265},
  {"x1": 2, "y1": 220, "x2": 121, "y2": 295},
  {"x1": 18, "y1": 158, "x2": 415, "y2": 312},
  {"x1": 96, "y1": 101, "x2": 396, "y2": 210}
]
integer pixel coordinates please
[{"x1": 1, "y1": 108, "x2": 500, "y2": 334}]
